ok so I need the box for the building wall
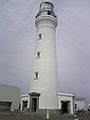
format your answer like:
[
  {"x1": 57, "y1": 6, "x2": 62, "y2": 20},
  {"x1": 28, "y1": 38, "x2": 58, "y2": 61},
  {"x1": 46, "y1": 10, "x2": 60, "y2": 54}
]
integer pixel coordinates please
[
  {"x1": 75, "y1": 101, "x2": 85, "y2": 110},
  {"x1": 20, "y1": 94, "x2": 30, "y2": 111},
  {"x1": 0, "y1": 84, "x2": 20, "y2": 110},
  {"x1": 30, "y1": 15, "x2": 58, "y2": 109},
  {"x1": 75, "y1": 97, "x2": 89, "y2": 111},
  {"x1": 20, "y1": 92, "x2": 75, "y2": 115},
  {"x1": 57, "y1": 93, "x2": 75, "y2": 114},
  {"x1": 88, "y1": 104, "x2": 90, "y2": 110}
]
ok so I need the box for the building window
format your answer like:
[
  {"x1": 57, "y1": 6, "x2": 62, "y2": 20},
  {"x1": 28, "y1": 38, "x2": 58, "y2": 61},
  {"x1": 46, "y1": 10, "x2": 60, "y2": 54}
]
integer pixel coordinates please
[
  {"x1": 47, "y1": 11, "x2": 52, "y2": 15},
  {"x1": 34, "y1": 72, "x2": 39, "y2": 80},
  {"x1": 38, "y1": 34, "x2": 42, "y2": 40},
  {"x1": 36, "y1": 52, "x2": 41, "y2": 59}
]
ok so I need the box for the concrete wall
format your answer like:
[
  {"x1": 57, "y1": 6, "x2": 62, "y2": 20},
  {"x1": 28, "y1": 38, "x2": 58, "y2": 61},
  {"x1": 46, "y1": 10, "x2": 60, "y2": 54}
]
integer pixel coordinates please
[
  {"x1": 75, "y1": 101, "x2": 85, "y2": 110},
  {"x1": 75, "y1": 97, "x2": 89, "y2": 111},
  {"x1": 29, "y1": 13, "x2": 58, "y2": 109},
  {"x1": 0, "y1": 84, "x2": 20, "y2": 110},
  {"x1": 57, "y1": 93, "x2": 75, "y2": 114},
  {"x1": 20, "y1": 92, "x2": 75, "y2": 115},
  {"x1": 20, "y1": 94, "x2": 30, "y2": 111}
]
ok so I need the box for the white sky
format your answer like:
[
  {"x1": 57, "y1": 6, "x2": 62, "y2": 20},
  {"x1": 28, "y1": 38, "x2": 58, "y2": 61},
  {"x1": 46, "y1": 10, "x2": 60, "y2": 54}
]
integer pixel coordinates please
[{"x1": 0, "y1": 0, "x2": 90, "y2": 100}]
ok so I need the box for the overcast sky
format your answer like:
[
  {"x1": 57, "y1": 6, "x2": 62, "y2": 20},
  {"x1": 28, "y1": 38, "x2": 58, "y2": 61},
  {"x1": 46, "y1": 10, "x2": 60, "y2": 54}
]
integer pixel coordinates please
[{"x1": 0, "y1": 0, "x2": 90, "y2": 99}]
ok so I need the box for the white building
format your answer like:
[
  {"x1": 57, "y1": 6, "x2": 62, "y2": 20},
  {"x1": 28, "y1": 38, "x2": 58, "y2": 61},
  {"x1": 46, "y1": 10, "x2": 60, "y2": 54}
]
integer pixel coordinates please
[
  {"x1": 75, "y1": 97, "x2": 88, "y2": 111},
  {"x1": 29, "y1": 1, "x2": 58, "y2": 111},
  {"x1": 57, "y1": 93, "x2": 75, "y2": 114},
  {"x1": 88, "y1": 104, "x2": 90, "y2": 111},
  {"x1": 21, "y1": 92, "x2": 75, "y2": 114},
  {"x1": 21, "y1": 1, "x2": 75, "y2": 115},
  {"x1": 20, "y1": 94, "x2": 30, "y2": 111},
  {"x1": 0, "y1": 84, "x2": 20, "y2": 111}
]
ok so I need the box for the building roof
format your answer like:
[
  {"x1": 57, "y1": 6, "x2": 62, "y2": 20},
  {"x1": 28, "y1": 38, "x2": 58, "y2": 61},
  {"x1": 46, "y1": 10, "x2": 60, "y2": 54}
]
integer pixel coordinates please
[
  {"x1": 20, "y1": 94, "x2": 29, "y2": 98},
  {"x1": 57, "y1": 92, "x2": 75, "y2": 97},
  {"x1": 0, "y1": 83, "x2": 20, "y2": 89},
  {"x1": 75, "y1": 97, "x2": 86, "y2": 101}
]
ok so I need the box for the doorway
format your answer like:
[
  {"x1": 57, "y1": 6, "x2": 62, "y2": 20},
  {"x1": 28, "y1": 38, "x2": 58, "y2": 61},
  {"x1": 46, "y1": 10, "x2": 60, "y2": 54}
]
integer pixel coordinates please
[
  {"x1": 61, "y1": 101, "x2": 70, "y2": 114},
  {"x1": 29, "y1": 92, "x2": 40, "y2": 112},
  {"x1": 22, "y1": 101, "x2": 28, "y2": 111},
  {"x1": 32, "y1": 98, "x2": 37, "y2": 112}
]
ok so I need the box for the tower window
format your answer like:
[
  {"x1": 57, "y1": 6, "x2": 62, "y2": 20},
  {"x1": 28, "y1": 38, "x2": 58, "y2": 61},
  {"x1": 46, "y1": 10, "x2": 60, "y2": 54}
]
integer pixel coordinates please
[
  {"x1": 47, "y1": 11, "x2": 52, "y2": 15},
  {"x1": 34, "y1": 72, "x2": 39, "y2": 80},
  {"x1": 36, "y1": 52, "x2": 41, "y2": 59},
  {"x1": 38, "y1": 34, "x2": 42, "y2": 40}
]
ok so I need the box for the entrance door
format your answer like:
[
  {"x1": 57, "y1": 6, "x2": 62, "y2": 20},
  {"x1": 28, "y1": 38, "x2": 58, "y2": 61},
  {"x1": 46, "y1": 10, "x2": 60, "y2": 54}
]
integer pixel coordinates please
[
  {"x1": 61, "y1": 101, "x2": 70, "y2": 114},
  {"x1": 29, "y1": 92, "x2": 40, "y2": 112},
  {"x1": 32, "y1": 98, "x2": 37, "y2": 112},
  {"x1": 22, "y1": 101, "x2": 28, "y2": 111}
]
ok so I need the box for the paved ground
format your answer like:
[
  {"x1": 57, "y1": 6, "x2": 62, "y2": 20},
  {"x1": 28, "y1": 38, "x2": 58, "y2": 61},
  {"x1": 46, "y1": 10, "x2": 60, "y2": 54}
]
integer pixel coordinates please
[{"x1": 0, "y1": 111, "x2": 90, "y2": 120}]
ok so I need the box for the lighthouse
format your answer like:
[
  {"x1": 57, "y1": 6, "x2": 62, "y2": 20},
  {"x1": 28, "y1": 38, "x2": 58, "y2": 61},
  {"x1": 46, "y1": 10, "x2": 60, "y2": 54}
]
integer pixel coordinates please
[{"x1": 29, "y1": 1, "x2": 58, "y2": 112}]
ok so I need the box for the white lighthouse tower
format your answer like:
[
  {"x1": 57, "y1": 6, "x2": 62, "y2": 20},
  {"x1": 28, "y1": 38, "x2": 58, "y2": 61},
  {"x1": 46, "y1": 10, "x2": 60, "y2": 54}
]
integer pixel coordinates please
[{"x1": 29, "y1": 1, "x2": 58, "y2": 112}]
